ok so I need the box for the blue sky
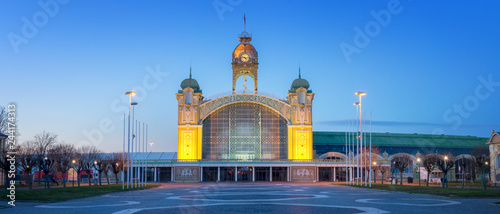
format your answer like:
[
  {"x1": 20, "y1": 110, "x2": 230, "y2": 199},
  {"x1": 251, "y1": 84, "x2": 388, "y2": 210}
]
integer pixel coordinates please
[{"x1": 1, "y1": 0, "x2": 499, "y2": 152}]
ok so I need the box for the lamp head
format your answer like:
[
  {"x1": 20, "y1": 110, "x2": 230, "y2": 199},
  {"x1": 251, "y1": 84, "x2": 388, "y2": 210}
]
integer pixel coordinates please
[
  {"x1": 131, "y1": 102, "x2": 138, "y2": 106},
  {"x1": 353, "y1": 102, "x2": 360, "y2": 106},
  {"x1": 125, "y1": 91, "x2": 136, "y2": 96},
  {"x1": 355, "y1": 91, "x2": 366, "y2": 96}
]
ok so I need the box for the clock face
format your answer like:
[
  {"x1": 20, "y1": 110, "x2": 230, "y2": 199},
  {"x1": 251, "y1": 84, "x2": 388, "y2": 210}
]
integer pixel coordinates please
[{"x1": 240, "y1": 53, "x2": 250, "y2": 62}]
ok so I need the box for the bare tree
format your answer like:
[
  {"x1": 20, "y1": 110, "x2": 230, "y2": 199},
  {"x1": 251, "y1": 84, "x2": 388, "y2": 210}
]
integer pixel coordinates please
[
  {"x1": 80, "y1": 145, "x2": 100, "y2": 186},
  {"x1": 0, "y1": 106, "x2": 8, "y2": 134},
  {"x1": 109, "y1": 153, "x2": 123, "y2": 184},
  {"x1": 456, "y1": 156, "x2": 474, "y2": 189},
  {"x1": 378, "y1": 166, "x2": 389, "y2": 184},
  {"x1": 74, "y1": 152, "x2": 85, "y2": 187},
  {"x1": 33, "y1": 132, "x2": 57, "y2": 185},
  {"x1": 473, "y1": 154, "x2": 489, "y2": 189},
  {"x1": 93, "y1": 153, "x2": 108, "y2": 185},
  {"x1": 52, "y1": 143, "x2": 76, "y2": 187},
  {"x1": 422, "y1": 154, "x2": 439, "y2": 187},
  {"x1": 17, "y1": 141, "x2": 37, "y2": 190},
  {"x1": 0, "y1": 151, "x2": 14, "y2": 191},
  {"x1": 392, "y1": 156, "x2": 411, "y2": 185},
  {"x1": 436, "y1": 155, "x2": 454, "y2": 188},
  {"x1": 39, "y1": 153, "x2": 55, "y2": 189},
  {"x1": 471, "y1": 148, "x2": 489, "y2": 189}
]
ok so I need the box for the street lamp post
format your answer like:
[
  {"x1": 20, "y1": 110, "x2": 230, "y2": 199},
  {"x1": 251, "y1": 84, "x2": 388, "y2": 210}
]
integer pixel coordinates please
[
  {"x1": 483, "y1": 154, "x2": 488, "y2": 190},
  {"x1": 94, "y1": 161, "x2": 98, "y2": 185},
  {"x1": 444, "y1": 155, "x2": 448, "y2": 188},
  {"x1": 72, "y1": 160, "x2": 76, "y2": 187},
  {"x1": 131, "y1": 102, "x2": 138, "y2": 188},
  {"x1": 355, "y1": 91, "x2": 366, "y2": 186},
  {"x1": 125, "y1": 91, "x2": 135, "y2": 189},
  {"x1": 149, "y1": 142, "x2": 154, "y2": 153},
  {"x1": 354, "y1": 102, "x2": 360, "y2": 186},
  {"x1": 373, "y1": 162, "x2": 377, "y2": 183},
  {"x1": 417, "y1": 158, "x2": 421, "y2": 187}
]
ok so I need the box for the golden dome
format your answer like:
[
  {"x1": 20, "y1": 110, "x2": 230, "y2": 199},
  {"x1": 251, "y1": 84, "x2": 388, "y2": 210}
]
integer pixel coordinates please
[{"x1": 233, "y1": 43, "x2": 258, "y2": 59}]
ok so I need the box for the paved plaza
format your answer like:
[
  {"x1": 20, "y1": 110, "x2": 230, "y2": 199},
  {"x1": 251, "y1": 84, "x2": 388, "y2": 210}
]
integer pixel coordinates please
[{"x1": 6, "y1": 183, "x2": 500, "y2": 213}]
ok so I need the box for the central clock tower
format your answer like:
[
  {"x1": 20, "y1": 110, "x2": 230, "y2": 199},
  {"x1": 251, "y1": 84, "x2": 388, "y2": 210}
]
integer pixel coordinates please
[{"x1": 232, "y1": 31, "x2": 259, "y2": 93}]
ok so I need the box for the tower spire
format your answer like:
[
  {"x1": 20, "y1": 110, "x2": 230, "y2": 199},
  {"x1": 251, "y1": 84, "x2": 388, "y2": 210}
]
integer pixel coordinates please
[
  {"x1": 299, "y1": 66, "x2": 301, "y2": 79},
  {"x1": 244, "y1": 14, "x2": 246, "y2": 32},
  {"x1": 189, "y1": 66, "x2": 192, "y2": 79}
]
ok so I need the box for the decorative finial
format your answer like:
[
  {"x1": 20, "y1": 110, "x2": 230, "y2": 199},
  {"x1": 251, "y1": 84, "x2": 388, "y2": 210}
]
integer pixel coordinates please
[
  {"x1": 244, "y1": 14, "x2": 246, "y2": 32},
  {"x1": 189, "y1": 66, "x2": 192, "y2": 79},
  {"x1": 298, "y1": 67, "x2": 301, "y2": 79},
  {"x1": 493, "y1": 129, "x2": 496, "y2": 135}
]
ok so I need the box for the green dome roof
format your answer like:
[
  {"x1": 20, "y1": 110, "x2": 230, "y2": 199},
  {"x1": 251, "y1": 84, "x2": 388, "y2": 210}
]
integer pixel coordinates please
[
  {"x1": 180, "y1": 78, "x2": 200, "y2": 90},
  {"x1": 290, "y1": 68, "x2": 310, "y2": 93},
  {"x1": 180, "y1": 68, "x2": 201, "y2": 92}
]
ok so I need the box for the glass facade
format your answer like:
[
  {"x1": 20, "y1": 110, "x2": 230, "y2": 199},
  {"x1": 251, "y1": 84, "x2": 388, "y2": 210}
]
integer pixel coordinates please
[{"x1": 202, "y1": 103, "x2": 288, "y2": 159}]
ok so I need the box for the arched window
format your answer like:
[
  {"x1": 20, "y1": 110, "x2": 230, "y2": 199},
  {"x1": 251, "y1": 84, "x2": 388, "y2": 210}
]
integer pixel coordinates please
[{"x1": 202, "y1": 103, "x2": 288, "y2": 159}]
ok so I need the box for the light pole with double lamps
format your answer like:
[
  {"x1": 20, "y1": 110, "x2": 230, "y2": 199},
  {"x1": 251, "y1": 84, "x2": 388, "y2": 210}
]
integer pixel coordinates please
[{"x1": 125, "y1": 91, "x2": 135, "y2": 189}]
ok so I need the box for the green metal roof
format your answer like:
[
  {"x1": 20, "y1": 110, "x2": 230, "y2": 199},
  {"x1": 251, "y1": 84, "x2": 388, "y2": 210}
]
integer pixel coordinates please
[{"x1": 313, "y1": 131, "x2": 489, "y2": 148}]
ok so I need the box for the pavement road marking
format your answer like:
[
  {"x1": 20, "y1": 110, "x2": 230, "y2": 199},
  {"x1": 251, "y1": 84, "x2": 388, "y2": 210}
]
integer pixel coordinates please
[
  {"x1": 356, "y1": 199, "x2": 461, "y2": 206},
  {"x1": 37, "y1": 201, "x2": 140, "y2": 209}
]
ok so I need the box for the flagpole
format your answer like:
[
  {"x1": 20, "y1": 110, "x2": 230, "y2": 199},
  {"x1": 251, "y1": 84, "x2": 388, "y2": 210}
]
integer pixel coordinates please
[
  {"x1": 369, "y1": 111, "x2": 372, "y2": 187},
  {"x1": 122, "y1": 113, "x2": 125, "y2": 190},
  {"x1": 143, "y1": 122, "x2": 145, "y2": 187},
  {"x1": 351, "y1": 119, "x2": 354, "y2": 185},
  {"x1": 364, "y1": 112, "x2": 367, "y2": 187},
  {"x1": 146, "y1": 124, "x2": 148, "y2": 187},
  {"x1": 345, "y1": 121, "x2": 348, "y2": 185}
]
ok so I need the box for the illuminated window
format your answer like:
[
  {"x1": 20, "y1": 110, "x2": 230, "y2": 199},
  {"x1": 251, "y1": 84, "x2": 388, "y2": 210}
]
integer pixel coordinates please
[{"x1": 202, "y1": 103, "x2": 287, "y2": 159}]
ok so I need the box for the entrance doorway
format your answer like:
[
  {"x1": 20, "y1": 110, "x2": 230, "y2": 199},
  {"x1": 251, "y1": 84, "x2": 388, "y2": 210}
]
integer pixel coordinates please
[
  {"x1": 202, "y1": 167, "x2": 218, "y2": 182},
  {"x1": 272, "y1": 167, "x2": 287, "y2": 181},
  {"x1": 237, "y1": 167, "x2": 253, "y2": 182},
  {"x1": 220, "y1": 167, "x2": 235, "y2": 181},
  {"x1": 255, "y1": 167, "x2": 270, "y2": 181},
  {"x1": 319, "y1": 167, "x2": 333, "y2": 181},
  {"x1": 157, "y1": 167, "x2": 172, "y2": 182}
]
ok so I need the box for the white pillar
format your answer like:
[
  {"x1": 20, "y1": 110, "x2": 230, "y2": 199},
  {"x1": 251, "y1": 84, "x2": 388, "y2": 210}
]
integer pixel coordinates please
[
  {"x1": 171, "y1": 167, "x2": 174, "y2": 182},
  {"x1": 154, "y1": 167, "x2": 157, "y2": 182},
  {"x1": 235, "y1": 167, "x2": 238, "y2": 182},
  {"x1": 217, "y1": 167, "x2": 220, "y2": 182},
  {"x1": 334, "y1": 167, "x2": 337, "y2": 182},
  {"x1": 316, "y1": 167, "x2": 319, "y2": 182},
  {"x1": 270, "y1": 167, "x2": 273, "y2": 182},
  {"x1": 200, "y1": 167, "x2": 203, "y2": 182},
  {"x1": 252, "y1": 167, "x2": 255, "y2": 182},
  {"x1": 287, "y1": 167, "x2": 290, "y2": 182}
]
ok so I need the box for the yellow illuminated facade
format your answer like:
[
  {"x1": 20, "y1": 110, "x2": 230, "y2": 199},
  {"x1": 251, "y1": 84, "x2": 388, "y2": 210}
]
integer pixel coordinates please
[{"x1": 177, "y1": 30, "x2": 314, "y2": 160}]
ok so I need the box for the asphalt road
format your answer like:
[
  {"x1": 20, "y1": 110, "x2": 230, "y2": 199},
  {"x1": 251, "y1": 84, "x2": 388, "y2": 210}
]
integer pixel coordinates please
[{"x1": 4, "y1": 182, "x2": 500, "y2": 213}]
